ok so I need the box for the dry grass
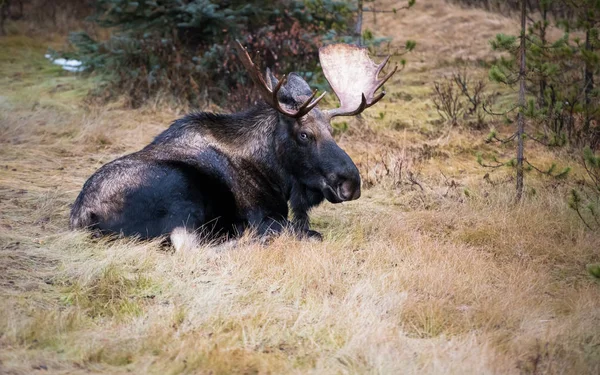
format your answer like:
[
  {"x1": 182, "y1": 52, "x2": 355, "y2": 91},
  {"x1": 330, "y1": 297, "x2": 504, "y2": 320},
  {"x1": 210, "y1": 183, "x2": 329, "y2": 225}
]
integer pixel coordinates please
[{"x1": 1, "y1": 1, "x2": 600, "y2": 374}]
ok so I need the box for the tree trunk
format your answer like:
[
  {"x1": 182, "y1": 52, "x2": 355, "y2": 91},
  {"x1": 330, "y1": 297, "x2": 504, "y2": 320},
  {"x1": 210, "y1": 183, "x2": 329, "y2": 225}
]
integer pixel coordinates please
[
  {"x1": 538, "y1": 7, "x2": 547, "y2": 108},
  {"x1": 584, "y1": 29, "x2": 594, "y2": 106},
  {"x1": 516, "y1": 0, "x2": 526, "y2": 201},
  {"x1": 355, "y1": 0, "x2": 363, "y2": 46},
  {"x1": 583, "y1": 27, "x2": 594, "y2": 137},
  {"x1": 0, "y1": 0, "x2": 8, "y2": 36}
]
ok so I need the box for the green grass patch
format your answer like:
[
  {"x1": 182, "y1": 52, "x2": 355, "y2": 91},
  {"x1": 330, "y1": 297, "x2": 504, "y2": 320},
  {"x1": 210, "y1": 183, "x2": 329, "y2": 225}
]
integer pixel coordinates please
[
  {"x1": 62, "y1": 263, "x2": 159, "y2": 319},
  {"x1": 0, "y1": 35, "x2": 94, "y2": 110}
]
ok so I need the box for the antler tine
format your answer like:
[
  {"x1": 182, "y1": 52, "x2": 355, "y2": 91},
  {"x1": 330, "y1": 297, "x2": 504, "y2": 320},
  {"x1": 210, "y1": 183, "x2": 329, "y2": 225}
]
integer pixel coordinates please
[
  {"x1": 269, "y1": 76, "x2": 325, "y2": 118},
  {"x1": 375, "y1": 56, "x2": 391, "y2": 76},
  {"x1": 234, "y1": 40, "x2": 277, "y2": 108},
  {"x1": 369, "y1": 91, "x2": 386, "y2": 107},
  {"x1": 294, "y1": 89, "x2": 327, "y2": 117},
  {"x1": 374, "y1": 62, "x2": 398, "y2": 93},
  {"x1": 235, "y1": 40, "x2": 324, "y2": 118},
  {"x1": 270, "y1": 74, "x2": 287, "y2": 107}
]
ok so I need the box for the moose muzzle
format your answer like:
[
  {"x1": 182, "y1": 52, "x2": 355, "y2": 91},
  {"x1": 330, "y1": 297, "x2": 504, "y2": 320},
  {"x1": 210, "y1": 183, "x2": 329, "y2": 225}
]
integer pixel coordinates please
[{"x1": 322, "y1": 143, "x2": 361, "y2": 204}]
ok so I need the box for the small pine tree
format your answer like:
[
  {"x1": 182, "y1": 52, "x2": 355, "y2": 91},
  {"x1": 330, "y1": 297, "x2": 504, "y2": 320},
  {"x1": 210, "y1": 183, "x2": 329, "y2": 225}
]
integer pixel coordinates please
[
  {"x1": 485, "y1": 0, "x2": 529, "y2": 200},
  {"x1": 483, "y1": 0, "x2": 573, "y2": 199}
]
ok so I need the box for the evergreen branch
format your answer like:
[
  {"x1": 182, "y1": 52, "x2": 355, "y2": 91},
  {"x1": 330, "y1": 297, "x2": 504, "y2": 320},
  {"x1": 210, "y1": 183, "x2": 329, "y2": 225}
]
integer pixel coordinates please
[
  {"x1": 569, "y1": 189, "x2": 594, "y2": 230},
  {"x1": 482, "y1": 102, "x2": 519, "y2": 116},
  {"x1": 487, "y1": 131, "x2": 518, "y2": 144},
  {"x1": 575, "y1": 206, "x2": 594, "y2": 230},
  {"x1": 526, "y1": 14, "x2": 535, "y2": 24},
  {"x1": 524, "y1": 159, "x2": 547, "y2": 174},
  {"x1": 524, "y1": 132, "x2": 550, "y2": 146},
  {"x1": 582, "y1": 155, "x2": 600, "y2": 191},
  {"x1": 477, "y1": 153, "x2": 507, "y2": 169},
  {"x1": 479, "y1": 161, "x2": 506, "y2": 169},
  {"x1": 524, "y1": 35, "x2": 565, "y2": 49},
  {"x1": 524, "y1": 159, "x2": 570, "y2": 179}
]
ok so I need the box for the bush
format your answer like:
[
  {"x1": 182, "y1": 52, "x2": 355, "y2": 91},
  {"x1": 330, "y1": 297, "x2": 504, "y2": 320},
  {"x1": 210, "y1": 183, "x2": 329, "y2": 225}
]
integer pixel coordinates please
[
  {"x1": 69, "y1": 0, "x2": 354, "y2": 108},
  {"x1": 431, "y1": 69, "x2": 492, "y2": 128}
]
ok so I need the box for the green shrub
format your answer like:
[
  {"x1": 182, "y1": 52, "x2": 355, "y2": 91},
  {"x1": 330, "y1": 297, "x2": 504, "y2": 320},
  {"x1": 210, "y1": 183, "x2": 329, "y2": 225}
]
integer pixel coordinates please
[{"x1": 69, "y1": 0, "x2": 354, "y2": 108}]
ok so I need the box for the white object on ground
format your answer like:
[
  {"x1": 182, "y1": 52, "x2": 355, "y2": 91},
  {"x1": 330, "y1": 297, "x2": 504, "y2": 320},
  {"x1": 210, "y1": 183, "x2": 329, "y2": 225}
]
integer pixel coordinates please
[{"x1": 44, "y1": 54, "x2": 85, "y2": 72}]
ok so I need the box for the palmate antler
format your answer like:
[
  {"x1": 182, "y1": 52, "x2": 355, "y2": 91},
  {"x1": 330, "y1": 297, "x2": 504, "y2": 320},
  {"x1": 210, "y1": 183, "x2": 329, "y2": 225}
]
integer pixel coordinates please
[
  {"x1": 319, "y1": 44, "x2": 397, "y2": 119},
  {"x1": 234, "y1": 40, "x2": 326, "y2": 118}
]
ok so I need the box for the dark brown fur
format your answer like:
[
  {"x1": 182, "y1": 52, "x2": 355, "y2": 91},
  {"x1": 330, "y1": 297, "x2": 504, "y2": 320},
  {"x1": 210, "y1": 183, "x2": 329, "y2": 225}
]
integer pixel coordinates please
[{"x1": 70, "y1": 74, "x2": 361, "y2": 240}]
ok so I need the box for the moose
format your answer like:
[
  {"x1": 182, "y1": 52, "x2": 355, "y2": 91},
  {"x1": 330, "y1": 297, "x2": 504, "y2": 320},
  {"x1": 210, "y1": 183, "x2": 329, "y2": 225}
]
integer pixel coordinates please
[{"x1": 70, "y1": 41, "x2": 397, "y2": 242}]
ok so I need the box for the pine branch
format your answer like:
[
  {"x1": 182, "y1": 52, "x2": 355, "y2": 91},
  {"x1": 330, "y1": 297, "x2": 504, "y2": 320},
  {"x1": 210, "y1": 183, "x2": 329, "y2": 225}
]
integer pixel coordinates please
[
  {"x1": 524, "y1": 159, "x2": 547, "y2": 174},
  {"x1": 575, "y1": 206, "x2": 594, "y2": 230},
  {"x1": 523, "y1": 132, "x2": 550, "y2": 146},
  {"x1": 524, "y1": 159, "x2": 570, "y2": 179},
  {"x1": 482, "y1": 102, "x2": 520, "y2": 116},
  {"x1": 480, "y1": 161, "x2": 506, "y2": 168},
  {"x1": 524, "y1": 35, "x2": 566, "y2": 49},
  {"x1": 582, "y1": 155, "x2": 600, "y2": 191},
  {"x1": 487, "y1": 131, "x2": 518, "y2": 144},
  {"x1": 477, "y1": 153, "x2": 507, "y2": 169}
]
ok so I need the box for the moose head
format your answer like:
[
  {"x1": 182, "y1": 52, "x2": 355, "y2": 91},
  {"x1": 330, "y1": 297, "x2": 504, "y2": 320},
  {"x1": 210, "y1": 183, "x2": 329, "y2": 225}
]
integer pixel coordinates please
[{"x1": 235, "y1": 41, "x2": 397, "y2": 204}]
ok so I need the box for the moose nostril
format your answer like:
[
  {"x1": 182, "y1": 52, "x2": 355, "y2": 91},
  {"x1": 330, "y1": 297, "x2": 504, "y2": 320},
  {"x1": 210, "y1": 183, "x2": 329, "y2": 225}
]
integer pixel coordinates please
[{"x1": 339, "y1": 179, "x2": 360, "y2": 201}]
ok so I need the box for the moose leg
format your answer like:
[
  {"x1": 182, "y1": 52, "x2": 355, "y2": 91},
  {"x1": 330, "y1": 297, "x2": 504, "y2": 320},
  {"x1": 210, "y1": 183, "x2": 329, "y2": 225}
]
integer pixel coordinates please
[
  {"x1": 290, "y1": 185, "x2": 325, "y2": 240},
  {"x1": 291, "y1": 211, "x2": 322, "y2": 240},
  {"x1": 254, "y1": 215, "x2": 290, "y2": 237},
  {"x1": 243, "y1": 207, "x2": 290, "y2": 238}
]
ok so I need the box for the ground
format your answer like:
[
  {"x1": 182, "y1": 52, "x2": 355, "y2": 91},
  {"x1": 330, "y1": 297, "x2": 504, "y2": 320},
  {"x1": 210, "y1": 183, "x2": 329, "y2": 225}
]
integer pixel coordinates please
[{"x1": 1, "y1": 1, "x2": 599, "y2": 374}]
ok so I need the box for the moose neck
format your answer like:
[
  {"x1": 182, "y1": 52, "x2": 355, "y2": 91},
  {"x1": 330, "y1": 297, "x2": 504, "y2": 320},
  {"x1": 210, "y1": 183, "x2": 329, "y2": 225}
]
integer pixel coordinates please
[
  {"x1": 209, "y1": 103, "x2": 291, "y2": 183},
  {"x1": 200, "y1": 103, "x2": 278, "y2": 157},
  {"x1": 181, "y1": 103, "x2": 296, "y2": 199}
]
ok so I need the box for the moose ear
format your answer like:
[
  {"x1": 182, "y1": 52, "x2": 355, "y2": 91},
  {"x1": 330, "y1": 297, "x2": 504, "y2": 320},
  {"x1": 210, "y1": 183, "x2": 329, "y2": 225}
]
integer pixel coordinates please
[{"x1": 264, "y1": 68, "x2": 279, "y2": 91}]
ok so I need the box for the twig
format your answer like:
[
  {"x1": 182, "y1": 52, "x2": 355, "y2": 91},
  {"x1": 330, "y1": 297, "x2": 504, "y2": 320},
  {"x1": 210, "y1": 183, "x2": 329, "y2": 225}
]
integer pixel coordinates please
[
  {"x1": 488, "y1": 132, "x2": 518, "y2": 144},
  {"x1": 574, "y1": 206, "x2": 593, "y2": 230},
  {"x1": 524, "y1": 132, "x2": 550, "y2": 146},
  {"x1": 407, "y1": 171, "x2": 424, "y2": 191},
  {"x1": 524, "y1": 159, "x2": 548, "y2": 174},
  {"x1": 482, "y1": 102, "x2": 520, "y2": 116},
  {"x1": 479, "y1": 160, "x2": 506, "y2": 169}
]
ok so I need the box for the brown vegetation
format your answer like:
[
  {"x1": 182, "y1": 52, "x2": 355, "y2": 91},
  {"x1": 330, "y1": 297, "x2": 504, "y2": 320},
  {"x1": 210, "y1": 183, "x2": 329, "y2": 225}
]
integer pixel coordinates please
[{"x1": 0, "y1": 1, "x2": 599, "y2": 373}]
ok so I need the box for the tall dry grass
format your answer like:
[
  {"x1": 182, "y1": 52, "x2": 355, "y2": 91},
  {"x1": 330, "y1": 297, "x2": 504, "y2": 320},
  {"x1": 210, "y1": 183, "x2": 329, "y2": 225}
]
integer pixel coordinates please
[{"x1": 1, "y1": 1, "x2": 600, "y2": 374}]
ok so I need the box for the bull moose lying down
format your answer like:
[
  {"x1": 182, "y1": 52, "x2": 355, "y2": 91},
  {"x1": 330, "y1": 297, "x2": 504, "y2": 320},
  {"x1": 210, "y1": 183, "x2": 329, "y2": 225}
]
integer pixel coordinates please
[{"x1": 70, "y1": 42, "x2": 397, "y2": 242}]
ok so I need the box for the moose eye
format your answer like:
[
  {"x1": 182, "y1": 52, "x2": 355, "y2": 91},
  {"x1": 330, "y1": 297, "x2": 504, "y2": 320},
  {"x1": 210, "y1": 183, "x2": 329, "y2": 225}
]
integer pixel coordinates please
[{"x1": 299, "y1": 132, "x2": 310, "y2": 142}]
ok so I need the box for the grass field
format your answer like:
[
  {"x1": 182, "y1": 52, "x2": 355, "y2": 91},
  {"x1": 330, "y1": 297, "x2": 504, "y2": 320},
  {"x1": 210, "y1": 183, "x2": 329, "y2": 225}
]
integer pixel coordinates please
[{"x1": 1, "y1": 1, "x2": 599, "y2": 374}]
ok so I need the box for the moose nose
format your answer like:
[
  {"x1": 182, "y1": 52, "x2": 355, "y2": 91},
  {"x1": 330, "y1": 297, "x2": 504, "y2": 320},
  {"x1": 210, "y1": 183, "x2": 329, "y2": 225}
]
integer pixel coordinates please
[{"x1": 338, "y1": 178, "x2": 361, "y2": 201}]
